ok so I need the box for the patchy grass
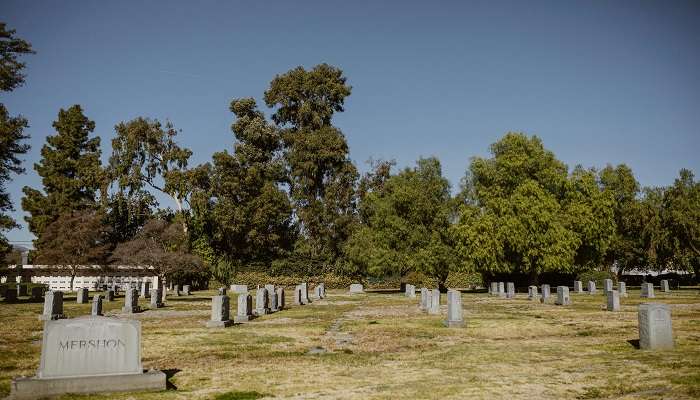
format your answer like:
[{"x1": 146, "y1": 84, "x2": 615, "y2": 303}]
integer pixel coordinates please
[{"x1": 0, "y1": 287, "x2": 699, "y2": 399}]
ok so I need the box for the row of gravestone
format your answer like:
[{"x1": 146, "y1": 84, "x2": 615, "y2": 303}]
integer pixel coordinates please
[
  {"x1": 489, "y1": 280, "x2": 670, "y2": 299},
  {"x1": 206, "y1": 283, "x2": 326, "y2": 328}
]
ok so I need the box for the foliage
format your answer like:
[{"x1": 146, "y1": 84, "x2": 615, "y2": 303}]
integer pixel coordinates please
[
  {"x1": 0, "y1": 22, "x2": 35, "y2": 92},
  {"x1": 663, "y1": 169, "x2": 700, "y2": 274},
  {"x1": 576, "y1": 270, "x2": 617, "y2": 288}
]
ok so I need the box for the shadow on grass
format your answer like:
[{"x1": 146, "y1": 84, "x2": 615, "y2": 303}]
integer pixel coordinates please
[
  {"x1": 213, "y1": 391, "x2": 270, "y2": 400},
  {"x1": 627, "y1": 339, "x2": 640, "y2": 349},
  {"x1": 162, "y1": 368, "x2": 181, "y2": 390}
]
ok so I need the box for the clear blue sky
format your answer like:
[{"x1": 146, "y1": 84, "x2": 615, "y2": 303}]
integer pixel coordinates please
[{"x1": 2, "y1": 0, "x2": 699, "y2": 245}]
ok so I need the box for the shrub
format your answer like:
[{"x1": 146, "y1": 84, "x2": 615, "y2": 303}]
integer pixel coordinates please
[{"x1": 577, "y1": 270, "x2": 617, "y2": 288}]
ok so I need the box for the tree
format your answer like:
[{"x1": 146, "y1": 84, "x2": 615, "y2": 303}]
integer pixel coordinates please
[
  {"x1": 663, "y1": 169, "x2": 700, "y2": 274},
  {"x1": 0, "y1": 22, "x2": 33, "y2": 259},
  {"x1": 264, "y1": 63, "x2": 358, "y2": 265},
  {"x1": 207, "y1": 98, "x2": 294, "y2": 276},
  {"x1": 22, "y1": 105, "x2": 102, "y2": 239},
  {"x1": 33, "y1": 210, "x2": 111, "y2": 291},
  {"x1": 111, "y1": 219, "x2": 204, "y2": 284}
]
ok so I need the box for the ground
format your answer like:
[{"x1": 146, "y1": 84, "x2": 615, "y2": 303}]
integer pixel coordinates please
[{"x1": 1, "y1": 287, "x2": 699, "y2": 400}]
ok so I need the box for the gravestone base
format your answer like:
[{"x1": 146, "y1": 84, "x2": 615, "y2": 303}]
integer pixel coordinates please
[
  {"x1": 10, "y1": 370, "x2": 166, "y2": 400},
  {"x1": 205, "y1": 320, "x2": 234, "y2": 328},
  {"x1": 443, "y1": 319, "x2": 465, "y2": 328},
  {"x1": 38, "y1": 313, "x2": 65, "y2": 321},
  {"x1": 255, "y1": 308, "x2": 270, "y2": 316}
]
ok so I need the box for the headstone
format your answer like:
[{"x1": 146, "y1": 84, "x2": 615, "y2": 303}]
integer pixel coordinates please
[
  {"x1": 140, "y1": 281, "x2": 150, "y2": 298},
  {"x1": 428, "y1": 289, "x2": 440, "y2": 315},
  {"x1": 489, "y1": 282, "x2": 498, "y2": 296},
  {"x1": 17, "y1": 283, "x2": 28, "y2": 297},
  {"x1": 174, "y1": 284, "x2": 181, "y2": 297},
  {"x1": 528, "y1": 285, "x2": 538, "y2": 301},
  {"x1": 349, "y1": 283, "x2": 364, "y2": 294},
  {"x1": 573, "y1": 280, "x2": 583, "y2": 293},
  {"x1": 39, "y1": 291, "x2": 65, "y2": 320},
  {"x1": 603, "y1": 279, "x2": 613, "y2": 293},
  {"x1": 314, "y1": 285, "x2": 323, "y2": 300},
  {"x1": 255, "y1": 288, "x2": 270, "y2": 315},
  {"x1": 182, "y1": 285, "x2": 191, "y2": 296},
  {"x1": 505, "y1": 282, "x2": 515, "y2": 299},
  {"x1": 269, "y1": 291, "x2": 279, "y2": 312},
  {"x1": 122, "y1": 288, "x2": 140, "y2": 313},
  {"x1": 218, "y1": 287, "x2": 227, "y2": 296},
  {"x1": 10, "y1": 316, "x2": 166, "y2": 398},
  {"x1": 641, "y1": 283, "x2": 655, "y2": 298},
  {"x1": 294, "y1": 285, "x2": 304, "y2": 305},
  {"x1": 230, "y1": 284, "x2": 248, "y2": 294},
  {"x1": 77, "y1": 288, "x2": 89, "y2": 304},
  {"x1": 4, "y1": 288, "x2": 17, "y2": 302},
  {"x1": 638, "y1": 303, "x2": 674, "y2": 350},
  {"x1": 91, "y1": 295, "x2": 103, "y2": 316},
  {"x1": 234, "y1": 294, "x2": 253, "y2": 323},
  {"x1": 265, "y1": 284, "x2": 275, "y2": 296},
  {"x1": 619, "y1": 282, "x2": 627, "y2": 297},
  {"x1": 206, "y1": 295, "x2": 233, "y2": 328},
  {"x1": 419, "y1": 287, "x2": 429, "y2": 311},
  {"x1": 660, "y1": 280, "x2": 670, "y2": 293},
  {"x1": 102, "y1": 289, "x2": 113, "y2": 302},
  {"x1": 300, "y1": 282, "x2": 310, "y2": 303},
  {"x1": 588, "y1": 281, "x2": 596, "y2": 294},
  {"x1": 405, "y1": 284, "x2": 416, "y2": 298},
  {"x1": 160, "y1": 282, "x2": 167, "y2": 304},
  {"x1": 276, "y1": 287, "x2": 285, "y2": 310},
  {"x1": 150, "y1": 285, "x2": 163, "y2": 309},
  {"x1": 540, "y1": 284, "x2": 551, "y2": 303},
  {"x1": 31, "y1": 286, "x2": 44, "y2": 300},
  {"x1": 497, "y1": 282, "x2": 505, "y2": 298},
  {"x1": 555, "y1": 286, "x2": 570, "y2": 306},
  {"x1": 444, "y1": 289, "x2": 464, "y2": 327},
  {"x1": 606, "y1": 290, "x2": 620, "y2": 312}
]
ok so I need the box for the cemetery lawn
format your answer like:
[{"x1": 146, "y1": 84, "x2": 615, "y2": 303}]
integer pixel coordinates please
[{"x1": 1, "y1": 289, "x2": 699, "y2": 399}]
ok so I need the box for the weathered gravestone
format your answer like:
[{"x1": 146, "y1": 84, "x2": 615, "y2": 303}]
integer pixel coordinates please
[
  {"x1": 77, "y1": 288, "x2": 89, "y2": 304},
  {"x1": 490, "y1": 282, "x2": 498, "y2": 296},
  {"x1": 39, "y1": 291, "x2": 65, "y2": 321},
  {"x1": 270, "y1": 291, "x2": 279, "y2": 312},
  {"x1": 619, "y1": 282, "x2": 627, "y2": 297},
  {"x1": 230, "y1": 284, "x2": 248, "y2": 294},
  {"x1": 265, "y1": 284, "x2": 275, "y2": 296},
  {"x1": 140, "y1": 281, "x2": 150, "y2": 298},
  {"x1": 174, "y1": 284, "x2": 181, "y2": 297},
  {"x1": 428, "y1": 289, "x2": 441, "y2": 315},
  {"x1": 349, "y1": 283, "x2": 364, "y2": 294},
  {"x1": 276, "y1": 287, "x2": 285, "y2": 310},
  {"x1": 91, "y1": 295, "x2": 103, "y2": 316},
  {"x1": 10, "y1": 316, "x2": 166, "y2": 399},
  {"x1": 149, "y1": 285, "x2": 163, "y2": 309},
  {"x1": 234, "y1": 294, "x2": 254, "y2": 323},
  {"x1": 506, "y1": 282, "x2": 515, "y2": 299},
  {"x1": 255, "y1": 288, "x2": 270, "y2": 315},
  {"x1": 497, "y1": 282, "x2": 505, "y2": 298},
  {"x1": 660, "y1": 280, "x2": 670, "y2": 293},
  {"x1": 540, "y1": 284, "x2": 551, "y2": 303},
  {"x1": 294, "y1": 285, "x2": 305, "y2": 305},
  {"x1": 573, "y1": 281, "x2": 583, "y2": 293},
  {"x1": 603, "y1": 279, "x2": 613, "y2": 293},
  {"x1": 528, "y1": 285, "x2": 538, "y2": 301},
  {"x1": 206, "y1": 295, "x2": 233, "y2": 328},
  {"x1": 638, "y1": 303, "x2": 674, "y2": 350},
  {"x1": 444, "y1": 289, "x2": 464, "y2": 327},
  {"x1": 17, "y1": 283, "x2": 27, "y2": 297},
  {"x1": 182, "y1": 285, "x2": 191, "y2": 296},
  {"x1": 420, "y1": 287, "x2": 429, "y2": 311},
  {"x1": 588, "y1": 281, "x2": 597, "y2": 294},
  {"x1": 641, "y1": 283, "x2": 655, "y2": 298},
  {"x1": 405, "y1": 284, "x2": 416, "y2": 298},
  {"x1": 606, "y1": 290, "x2": 620, "y2": 312},
  {"x1": 300, "y1": 282, "x2": 310, "y2": 303},
  {"x1": 122, "y1": 288, "x2": 140, "y2": 314},
  {"x1": 31, "y1": 286, "x2": 44, "y2": 300},
  {"x1": 555, "y1": 286, "x2": 571, "y2": 306},
  {"x1": 5, "y1": 287, "x2": 17, "y2": 302}
]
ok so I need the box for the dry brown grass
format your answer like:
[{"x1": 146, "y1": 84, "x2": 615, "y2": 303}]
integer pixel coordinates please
[{"x1": 1, "y1": 287, "x2": 699, "y2": 399}]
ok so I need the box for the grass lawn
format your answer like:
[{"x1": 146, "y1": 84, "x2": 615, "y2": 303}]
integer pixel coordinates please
[{"x1": 1, "y1": 287, "x2": 699, "y2": 399}]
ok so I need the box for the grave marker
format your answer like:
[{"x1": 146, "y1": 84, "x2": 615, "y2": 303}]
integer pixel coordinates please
[
  {"x1": 206, "y1": 295, "x2": 233, "y2": 328},
  {"x1": 555, "y1": 286, "x2": 570, "y2": 306},
  {"x1": 540, "y1": 284, "x2": 551, "y2": 303},
  {"x1": 528, "y1": 285, "x2": 538, "y2": 301},
  {"x1": 234, "y1": 294, "x2": 253, "y2": 323},
  {"x1": 660, "y1": 280, "x2": 670, "y2": 292},
  {"x1": 641, "y1": 283, "x2": 655, "y2": 298},
  {"x1": 122, "y1": 288, "x2": 140, "y2": 314},
  {"x1": 588, "y1": 281, "x2": 596, "y2": 294},
  {"x1": 619, "y1": 282, "x2": 627, "y2": 297},
  {"x1": 603, "y1": 279, "x2": 613, "y2": 293},
  {"x1": 255, "y1": 288, "x2": 270, "y2": 315},
  {"x1": 428, "y1": 289, "x2": 441, "y2": 315},
  {"x1": 574, "y1": 280, "x2": 583, "y2": 293},
  {"x1": 606, "y1": 290, "x2": 620, "y2": 312},
  {"x1": 276, "y1": 287, "x2": 285, "y2": 310},
  {"x1": 506, "y1": 282, "x2": 515, "y2": 299},
  {"x1": 638, "y1": 303, "x2": 673, "y2": 350},
  {"x1": 444, "y1": 289, "x2": 464, "y2": 327},
  {"x1": 77, "y1": 288, "x2": 89, "y2": 304},
  {"x1": 349, "y1": 283, "x2": 364, "y2": 293},
  {"x1": 39, "y1": 291, "x2": 65, "y2": 321},
  {"x1": 91, "y1": 295, "x2": 103, "y2": 316}
]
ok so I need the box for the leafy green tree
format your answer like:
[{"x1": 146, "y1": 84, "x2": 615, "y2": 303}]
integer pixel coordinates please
[
  {"x1": 33, "y1": 210, "x2": 111, "y2": 290},
  {"x1": 208, "y1": 98, "x2": 293, "y2": 275},
  {"x1": 22, "y1": 105, "x2": 102, "y2": 239},
  {"x1": 663, "y1": 169, "x2": 700, "y2": 274},
  {"x1": 264, "y1": 63, "x2": 358, "y2": 265}
]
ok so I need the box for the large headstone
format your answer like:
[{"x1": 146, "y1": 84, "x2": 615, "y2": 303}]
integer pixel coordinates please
[
  {"x1": 91, "y1": 295, "x2": 103, "y2": 316},
  {"x1": 77, "y1": 288, "x2": 89, "y2": 304},
  {"x1": 660, "y1": 280, "x2": 670, "y2": 292},
  {"x1": 419, "y1": 287, "x2": 429, "y2": 311},
  {"x1": 606, "y1": 290, "x2": 620, "y2": 312},
  {"x1": 638, "y1": 303, "x2": 674, "y2": 350},
  {"x1": 573, "y1": 281, "x2": 583, "y2": 293},
  {"x1": 428, "y1": 289, "x2": 440, "y2": 315},
  {"x1": 230, "y1": 284, "x2": 248, "y2": 294},
  {"x1": 505, "y1": 282, "x2": 515, "y2": 299},
  {"x1": 276, "y1": 287, "x2": 285, "y2": 310},
  {"x1": 122, "y1": 288, "x2": 140, "y2": 314},
  {"x1": 444, "y1": 289, "x2": 464, "y2": 327},
  {"x1": 619, "y1": 282, "x2": 627, "y2": 297},
  {"x1": 40, "y1": 291, "x2": 65, "y2": 321},
  {"x1": 497, "y1": 282, "x2": 505, "y2": 298},
  {"x1": 349, "y1": 283, "x2": 364, "y2": 294},
  {"x1": 528, "y1": 285, "x2": 538, "y2": 301},
  {"x1": 140, "y1": 281, "x2": 150, "y2": 298},
  {"x1": 603, "y1": 279, "x2": 613, "y2": 293},
  {"x1": 11, "y1": 316, "x2": 166, "y2": 399},
  {"x1": 234, "y1": 294, "x2": 253, "y2": 323},
  {"x1": 641, "y1": 283, "x2": 655, "y2": 298},
  {"x1": 540, "y1": 284, "x2": 551, "y2": 303},
  {"x1": 587, "y1": 281, "x2": 596, "y2": 294},
  {"x1": 255, "y1": 288, "x2": 270, "y2": 316},
  {"x1": 555, "y1": 286, "x2": 570, "y2": 306},
  {"x1": 206, "y1": 295, "x2": 233, "y2": 328}
]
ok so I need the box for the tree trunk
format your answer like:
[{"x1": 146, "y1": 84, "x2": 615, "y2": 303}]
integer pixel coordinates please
[{"x1": 529, "y1": 269, "x2": 539, "y2": 286}]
